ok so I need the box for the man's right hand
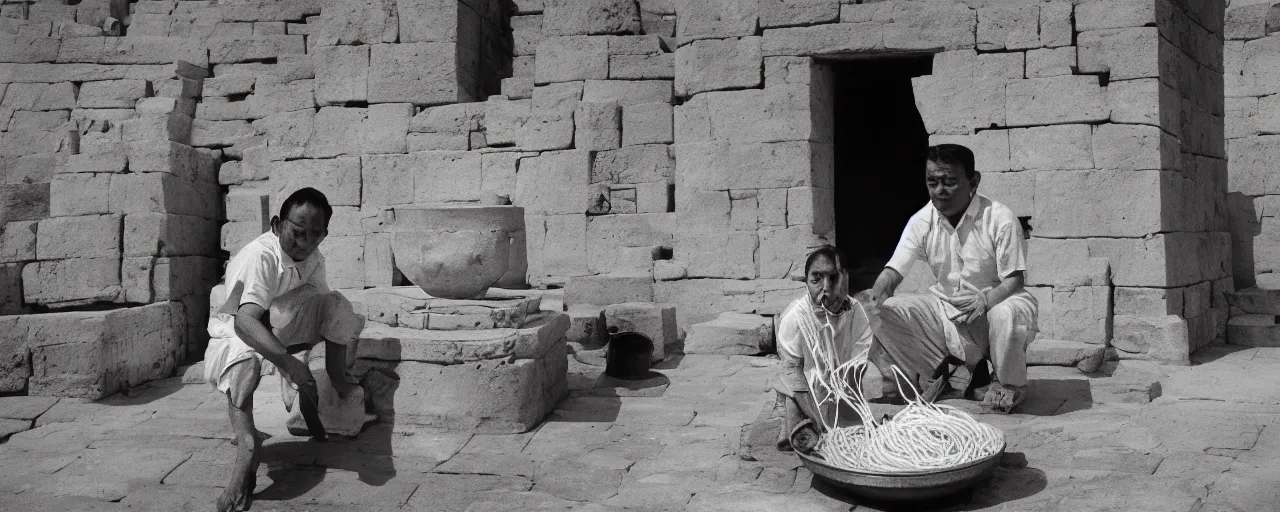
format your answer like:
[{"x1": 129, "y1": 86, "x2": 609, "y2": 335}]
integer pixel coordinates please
[{"x1": 868, "y1": 270, "x2": 897, "y2": 309}]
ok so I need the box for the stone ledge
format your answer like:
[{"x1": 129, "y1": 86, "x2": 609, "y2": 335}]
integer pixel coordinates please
[
  {"x1": 1028, "y1": 338, "x2": 1106, "y2": 373},
  {"x1": 357, "y1": 310, "x2": 568, "y2": 364}
]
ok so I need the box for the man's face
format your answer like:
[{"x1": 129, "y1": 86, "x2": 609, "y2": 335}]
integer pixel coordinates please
[
  {"x1": 806, "y1": 255, "x2": 844, "y2": 310},
  {"x1": 274, "y1": 203, "x2": 328, "y2": 262},
  {"x1": 926, "y1": 159, "x2": 976, "y2": 219}
]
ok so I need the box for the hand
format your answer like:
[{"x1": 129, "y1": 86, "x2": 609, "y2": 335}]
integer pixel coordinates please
[
  {"x1": 868, "y1": 273, "x2": 894, "y2": 309},
  {"x1": 282, "y1": 358, "x2": 319, "y2": 406},
  {"x1": 946, "y1": 290, "x2": 988, "y2": 324}
]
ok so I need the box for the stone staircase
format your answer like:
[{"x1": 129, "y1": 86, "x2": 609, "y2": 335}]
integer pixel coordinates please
[{"x1": 1225, "y1": 288, "x2": 1280, "y2": 347}]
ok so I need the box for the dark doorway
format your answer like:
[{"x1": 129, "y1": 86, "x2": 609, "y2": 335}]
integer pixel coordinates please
[{"x1": 831, "y1": 58, "x2": 932, "y2": 292}]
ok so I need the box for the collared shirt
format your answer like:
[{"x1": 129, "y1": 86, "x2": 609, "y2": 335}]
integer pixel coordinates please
[
  {"x1": 885, "y1": 193, "x2": 1026, "y2": 295},
  {"x1": 775, "y1": 295, "x2": 873, "y2": 397},
  {"x1": 215, "y1": 231, "x2": 328, "y2": 316}
]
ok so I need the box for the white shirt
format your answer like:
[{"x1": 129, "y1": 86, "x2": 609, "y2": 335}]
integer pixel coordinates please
[
  {"x1": 214, "y1": 231, "x2": 328, "y2": 318},
  {"x1": 886, "y1": 193, "x2": 1027, "y2": 295},
  {"x1": 775, "y1": 296, "x2": 873, "y2": 396}
]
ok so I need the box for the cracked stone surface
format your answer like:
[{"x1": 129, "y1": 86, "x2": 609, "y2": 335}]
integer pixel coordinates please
[{"x1": 2, "y1": 344, "x2": 1280, "y2": 511}]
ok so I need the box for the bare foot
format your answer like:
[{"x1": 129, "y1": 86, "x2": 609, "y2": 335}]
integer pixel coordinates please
[{"x1": 214, "y1": 488, "x2": 245, "y2": 512}]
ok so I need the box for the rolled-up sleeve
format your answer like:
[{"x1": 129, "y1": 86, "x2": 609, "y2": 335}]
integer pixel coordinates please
[{"x1": 993, "y1": 210, "x2": 1028, "y2": 280}]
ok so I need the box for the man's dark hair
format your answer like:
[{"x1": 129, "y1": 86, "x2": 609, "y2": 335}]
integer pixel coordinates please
[
  {"x1": 926, "y1": 144, "x2": 977, "y2": 180},
  {"x1": 278, "y1": 187, "x2": 333, "y2": 223},
  {"x1": 805, "y1": 245, "x2": 843, "y2": 275}
]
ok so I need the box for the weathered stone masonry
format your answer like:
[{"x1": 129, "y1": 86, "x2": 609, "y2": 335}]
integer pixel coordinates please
[{"x1": 0, "y1": 0, "x2": 1235, "y2": 400}]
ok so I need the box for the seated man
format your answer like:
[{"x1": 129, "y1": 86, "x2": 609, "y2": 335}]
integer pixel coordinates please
[
  {"x1": 204, "y1": 187, "x2": 365, "y2": 512},
  {"x1": 774, "y1": 245, "x2": 874, "y2": 452},
  {"x1": 867, "y1": 144, "x2": 1038, "y2": 414}
]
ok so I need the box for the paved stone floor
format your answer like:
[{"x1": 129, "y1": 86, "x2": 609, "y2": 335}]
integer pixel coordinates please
[{"x1": 3, "y1": 344, "x2": 1280, "y2": 511}]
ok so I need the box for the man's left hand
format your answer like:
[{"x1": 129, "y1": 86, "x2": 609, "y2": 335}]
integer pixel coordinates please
[{"x1": 947, "y1": 290, "x2": 988, "y2": 324}]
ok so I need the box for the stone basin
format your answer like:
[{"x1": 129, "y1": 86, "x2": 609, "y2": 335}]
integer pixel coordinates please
[{"x1": 384, "y1": 205, "x2": 525, "y2": 300}]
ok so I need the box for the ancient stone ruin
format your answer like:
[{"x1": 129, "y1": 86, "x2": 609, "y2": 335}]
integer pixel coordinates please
[{"x1": 0, "y1": 0, "x2": 1265, "y2": 424}]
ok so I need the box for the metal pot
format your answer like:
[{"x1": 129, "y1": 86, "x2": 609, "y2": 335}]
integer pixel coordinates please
[{"x1": 604, "y1": 330, "x2": 654, "y2": 380}]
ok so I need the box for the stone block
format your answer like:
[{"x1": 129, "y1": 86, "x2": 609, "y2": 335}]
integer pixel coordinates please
[
  {"x1": 304, "y1": 106, "x2": 366, "y2": 158},
  {"x1": 542, "y1": 0, "x2": 640, "y2": 36},
  {"x1": 604, "y1": 302, "x2": 677, "y2": 362},
  {"x1": 911, "y1": 76, "x2": 1003, "y2": 135},
  {"x1": 1026, "y1": 238, "x2": 1110, "y2": 288},
  {"x1": 1026, "y1": 47, "x2": 1075, "y2": 78},
  {"x1": 1076, "y1": 0, "x2": 1154, "y2": 31},
  {"x1": 1035, "y1": 170, "x2": 1165, "y2": 238},
  {"x1": 675, "y1": 141, "x2": 824, "y2": 190},
  {"x1": 976, "y1": 171, "x2": 1032, "y2": 219},
  {"x1": 1009, "y1": 124, "x2": 1094, "y2": 171},
  {"x1": 361, "y1": 103, "x2": 412, "y2": 154},
  {"x1": 23, "y1": 257, "x2": 123, "y2": 306},
  {"x1": 621, "y1": 102, "x2": 673, "y2": 146},
  {"x1": 136, "y1": 96, "x2": 196, "y2": 118},
  {"x1": 48, "y1": 174, "x2": 106, "y2": 217},
  {"x1": 125, "y1": 141, "x2": 219, "y2": 182},
  {"x1": 1108, "y1": 78, "x2": 1166, "y2": 127},
  {"x1": 1, "y1": 82, "x2": 76, "y2": 111},
  {"x1": 323, "y1": 235, "x2": 365, "y2": 290},
  {"x1": 8, "y1": 112, "x2": 68, "y2": 133},
  {"x1": 674, "y1": 36, "x2": 762, "y2": 97},
  {"x1": 710, "y1": 84, "x2": 823, "y2": 144},
  {"x1": 27, "y1": 302, "x2": 181, "y2": 398},
  {"x1": 76, "y1": 79, "x2": 147, "y2": 109},
  {"x1": 761, "y1": 22, "x2": 881, "y2": 57},
  {"x1": 397, "y1": 0, "x2": 484, "y2": 44},
  {"x1": 55, "y1": 151, "x2": 125, "y2": 175},
  {"x1": 270, "y1": 157, "x2": 361, "y2": 208},
  {"x1": 502, "y1": 77, "x2": 536, "y2": 99},
  {"x1": 121, "y1": 112, "x2": 195, "y2": 145},
  {"x1": 1229, "y1": 136, "x2": 1280, "y2": 195},
  {"x1": 757, "y1": 224, "x2": 826, "y2": 280},
  {"x1": 929, "y1": 130, "x2": 1010, "y2": 173},
  {"x1": 575, "y1": 101, "x2": 621, "y2": 151},
  {"x1": 514, "y1": 150, "x2": 591, "y2": 215},
  {"x1": 203, "y1": 76, "x2": 255, "y2": 98},
  {"x1": 881, "y1": 1, "x2": 976, "y2": 51},
  {"x1": 1092, "y1": 123, "x2": 1174, "y2": 172},
  {"x1": 512, "y1": 14, "x2": 543, "y2": 55},
  {"x1": 411, "y1": 151, "x2": 483, "y2": 203},
  {"x1": 684, "y1": 312, "x2": 771, "y2": 355},
  {"x1": 677, "y1": 0, "x2": 758, "y2": 41},
  {"x1": 314, "y1": 0, "x2": 397, "y2": 45},
  {"x1": 592, "y1": 144, "x2": 673, "y2": 186},
  {"x1": 977, "y1": 2, "x2": 1040, "y2": 51},
  {"x1": 610, "y1": 53, "x2": 673, "y2": 80},
  {"x1": 313, "y1": 45, "x2": 369, "y2": 105},
  {"x1": 1112, "y1": 314, "x2": 1189, "y2": 363},
  {"x1": 1089, "y1": 232, "x2": 1231, "y2": 288},
  {"x1": 564, "y1": 274, "x2": 654, "y2": 306},
  {"x1": 1227, "y1": 314, "x2": 1280, "y2": 347},
  {"x1": 369, "y1": 42, "x2": 470, "y2": 106},
  {"x1": 372, "y1": 341, "x2": 567, "y2": 433},
  {"x1": 0, "y1": 221, "x2": 37, "y2": 264},
  {"x1": 360, "y1": 154, "x2": 416, "y2": 209},
  {"x1": 0, "y1": 36, "x2": 61, "y2": 64},
  {"x1": 107, "y1": 171, "x2": 219, "y2": 220},
  {"x1": 1027, "y1": 339, "x2": 1105, "y2": 373},
  {"x1": 758, "y1": 0, "x2": 837, "y2": 28},
  {"x1": 1005, "y1": 75, "x2": 1109, "y2": 128},
  {"x1": 36, "y1": 214, "x2": 122, "y2": 260},
  {"x1": 1052, "y1": 286, "x2": 1111, "y2": 345},
  {"x1": 528, "y1": 214, "x2": 590, "y2": 283},
  {"x1": 481, "y1": 151, "x2": 536, "y2": 199},
  {"x1": 582, "y1": 79, "x2": 673, "y2": 106},
  {"x1": 566, "y1": 305, "x2": 607, "y2": 347},
  {"x1": 535, "y1": 36, "x2": 609, "y2": 84},
  {"x1": 190, "y1": 119, "x2": 255, "y2": 148},
  {"x1": 219, "y1": 0, "x2": 323, "y2": 22},
  {"x1": 1078, "y1": 27, "x2": 1159, "y2": 81},
  {"x1": 123, "y1": 213, "x2": 218, "y2": 258},
  {"x1": 585, "y1": 213, "x2": 673, "y2": 273},
  {"x1": 1115, "y1": 287, "x2": 1182, "y2": 317},
  {"x1": 927, "y1": 50, "x2": 1024, "y2": 80},
  {"x1": 786, "y1": 187, "x2": 832, "y2": 233},
  {"x1": 0, "y1": 317, "x2": 31, "y2": 390}
]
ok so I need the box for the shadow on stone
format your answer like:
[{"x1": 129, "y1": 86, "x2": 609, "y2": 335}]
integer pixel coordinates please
[
  {"x1": 545, "y1": 395, "x2": 622, "y2": 422},
  {"x1": 1190, "y1": 343, "x2": 1254, "y2": 365},
  {"x1": 1021, "y1": 378, "x2": 1094, "y2": 416},
  {"x1": 97, "y1": 376, "x2": 187, "y2": 406}
]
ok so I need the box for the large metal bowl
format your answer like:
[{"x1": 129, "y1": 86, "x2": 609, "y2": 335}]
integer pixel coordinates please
[{"x1": 793, "y1": 430, "x2": 1004, "y2": 502}]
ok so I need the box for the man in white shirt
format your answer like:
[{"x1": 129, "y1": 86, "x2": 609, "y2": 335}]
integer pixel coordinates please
[
  {"x1": 867, "y1": 144, "x2": 1038, "y2": 414},
  {"x1": 205, "y1": 187, "x2": 365, "y2": 512},
  {"x1": 774, "y1": 246, "x2": 874, "y2": 452}
]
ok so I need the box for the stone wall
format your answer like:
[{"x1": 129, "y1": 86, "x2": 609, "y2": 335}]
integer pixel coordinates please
[
  {"x1": 1225, "y1": 1, "x2": 1280, "y2": 292},
  {"x1": 0, "y1": 0, "x2": 1234, "y2": 369}
]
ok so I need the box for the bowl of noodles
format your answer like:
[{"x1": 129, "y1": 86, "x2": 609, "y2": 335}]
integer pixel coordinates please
[{"x1": 791, "y1": 414, "x2": 1004, "y2": 501}]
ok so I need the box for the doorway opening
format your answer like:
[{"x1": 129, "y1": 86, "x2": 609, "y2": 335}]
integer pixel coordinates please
[{"x1": 830, "y1": 57, "x2": 933, "y2": 292}]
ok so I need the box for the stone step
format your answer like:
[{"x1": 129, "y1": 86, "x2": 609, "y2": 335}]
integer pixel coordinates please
[
  {"x1": 1227, "y1": 314, "x2": 1280, "y2": 347},
  {"x1": 1027, "y1": 338, "x2": 1106, "y2": 373},
  {"x1": 683, "y1": 312, "x2": 773, "y2": 355},
  {"x1": 1226, "y1": 287, "x2": 1280, "y2": 316}
]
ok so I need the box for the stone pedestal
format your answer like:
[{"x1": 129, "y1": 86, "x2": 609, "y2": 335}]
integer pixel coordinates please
[{"x1": 342, "y1": 286, "x2": 568, "y2": 433}]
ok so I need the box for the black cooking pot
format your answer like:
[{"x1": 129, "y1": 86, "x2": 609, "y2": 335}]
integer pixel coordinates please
[{"x1": 604, "y1": 328, "x2": 654, "y2": 380}]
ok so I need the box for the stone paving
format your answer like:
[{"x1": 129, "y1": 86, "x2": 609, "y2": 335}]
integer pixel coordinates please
[{"x1": 4, "y1": 344, "x2": 1280, "y2": 512}]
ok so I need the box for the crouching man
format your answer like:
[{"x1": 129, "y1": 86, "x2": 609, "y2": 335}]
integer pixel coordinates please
[
  {"x1": 204, "y1": 187, "x2": 365, "y2": 512},
  {"x1": 774, "y1": 246, "x2": 874, "y2": 452},
  {"x1": 867, "y1": 144, "x2": 1038, "y2": 414}
]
